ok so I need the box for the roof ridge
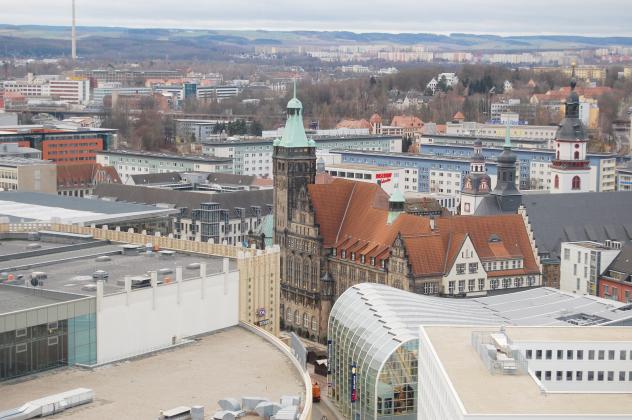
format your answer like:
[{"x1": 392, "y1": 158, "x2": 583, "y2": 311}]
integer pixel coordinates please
[
  {"x1": 443, "y1": 232, "x2": 452, "y2": 273},
  {"x1": 335, "y1": 183, "x2": 357, "y2": 245}
]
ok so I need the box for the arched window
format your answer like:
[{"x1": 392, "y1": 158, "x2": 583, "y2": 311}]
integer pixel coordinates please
[
  {"x1": 311, "y1": 316, "x2": 318, "y2": 332},
  {"x1": 294, "y1": 310, "x2": 300, "y2": 325},
  {"x1": 554, "y1": 174, "x2": 559, "y2": 189},
  {"x1": 287, "y1": 256, "x2": 294, "y2": 282},
  {"x1": 280, "y1": 304, "x2": 285, "y2": 320},
  {"x1": 294, "y1": 257, "x2": 301, "y2": 286},
  {"x1": 303, "y1": 261, "x2": 310, "y2": 289},
  {"x1": 303, "y1": 313, "x2": 309, "y2": 328},
  {"x1": 286, "y1": 307, "x2": 292, "y2": 323},
  {"x1": 572, "y1": 176, "x2": 581, "y2": 190},
  {"x1": 574, "y1": 151, "x2": 580, "y2": 160},
  {"x1": 311, "y1": 264, "x2": 318, "y2": 291}
]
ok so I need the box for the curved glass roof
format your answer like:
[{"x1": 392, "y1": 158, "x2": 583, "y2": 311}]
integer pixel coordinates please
[{"x1": 330, "y1": 283, "x2": 631, "y2": 358}]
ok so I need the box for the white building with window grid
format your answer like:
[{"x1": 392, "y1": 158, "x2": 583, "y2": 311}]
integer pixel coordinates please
[
  {"x1": 419, "y1": 325, "x2": 632, "y2": 419},
  {"x1": 559, "y1": 241, "x2": 621, "y2": 296}
]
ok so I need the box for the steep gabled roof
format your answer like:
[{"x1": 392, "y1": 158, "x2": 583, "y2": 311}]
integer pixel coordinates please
[
  {"x1": 391, "y1": 115, "x2": 423, "y2": 128},
  {"x1": 309, "y1": 179, "x2": 538, "y2": 278},
  {"x1": 436, "y1": 215, "x2": 539, "y2": 274},
  {"x1": 57, "y1": 163, "x2": 121, "y2": 188}
]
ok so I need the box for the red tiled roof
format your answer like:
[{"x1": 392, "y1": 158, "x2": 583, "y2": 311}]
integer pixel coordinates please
[
  {"x1": 57, "y1": 163, "x2": 121, "y2": 188},
  {"x1": 436, "y1": 215, "x2": 540, "y2": 274},
  {"x1": 308, "y1": 180, "x2": 539, "y2": 278},
  {"x1": 370, "y1": 113, "x2": 382, "y2": 124},
  {"x1": 391, "y1": 115, "x2": 423, "y2": 128}
]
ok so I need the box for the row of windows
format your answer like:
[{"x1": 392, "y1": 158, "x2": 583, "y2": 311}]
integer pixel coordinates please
[
  {"x1": 282, "y1": 307, "x2": 318, "y2": 331},
  {"x1": 455, "y1": 263, "x2": 478, "y2": 275},
  {"x1": 536, "y1": 370, "x2": 632, "y2": 382},
  {"x1": 482, "y1": 259, "x2": 523, "y2": 271},
  {"x1": 45, "y1": 142, "x2": 100, "y2": 148},
  {"x1": 526, "y1": 349, "x2": 631, "y2": 361}
]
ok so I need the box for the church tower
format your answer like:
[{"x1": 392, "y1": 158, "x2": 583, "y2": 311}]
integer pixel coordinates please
[
  {"x1": 273, "y1": 82, "x2": 316, "y2": 246},
  {"x1": 461, "y1": 138, "x2": 492, "y2": 215},
  {"x1": 488, "y1": 125, "x2": 522, "y2": 212},
  {"x1": 550, "y1": 66, "x2": 590, "y2": 194}
]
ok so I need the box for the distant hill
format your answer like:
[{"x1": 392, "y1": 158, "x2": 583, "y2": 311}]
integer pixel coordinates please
[{"x1": 1, "y1": 24, "x2": 632, "y2": 59}]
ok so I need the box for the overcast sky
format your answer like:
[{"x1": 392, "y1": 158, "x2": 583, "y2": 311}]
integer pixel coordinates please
[{"x1": 3, "y1": 0, "x2": 632, "y2": 36}]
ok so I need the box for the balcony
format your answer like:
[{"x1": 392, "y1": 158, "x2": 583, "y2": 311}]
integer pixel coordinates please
[{"x1": 550, "y1": 160, "x2": 590, "y2": 170}]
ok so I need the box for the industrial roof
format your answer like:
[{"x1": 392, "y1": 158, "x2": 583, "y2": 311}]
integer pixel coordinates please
[
  {"x1": 0, "y1": 327, "x2": 303, "y2": 419},
  {"x1": 0, "y1": 191, "x2": 178, "y2": 224},
  {"x1": 98, "y1": 149, "x2": 231, "y2": 163},
  {"x1": 424, "y1": 325, "x2": 632, "y2": 416},
  {"x1": 330, "y1": 283, "x2": 631, "y2": 377},
  {"x1": 0, "y1": 284, "x2": 88, "y2": 314},
  {"x1": 94, "y1": 184, "x2": 273, "y2": 219},
  {"x1": 516, "y1": 192, "x2": 632, "y2": 259}
]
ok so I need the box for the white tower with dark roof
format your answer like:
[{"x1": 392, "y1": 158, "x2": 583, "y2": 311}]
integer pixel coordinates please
[
  {"x1": 461, "y1": 139, "x2": 492, "y2": 215},
  {"x1": 550, "y1": 67, "x2": 591, "y2": 194}
]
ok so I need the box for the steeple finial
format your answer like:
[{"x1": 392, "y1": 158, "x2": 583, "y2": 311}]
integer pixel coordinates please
[
  {"x1": 293, "y1": 78, "x2": 297, "y2": 99},
  {"x1": 504, "y1": 123, "x2": 512, "y2": 148},
  {"x1": 570, "y1": 62, "x2": 577, "y2": 91}
]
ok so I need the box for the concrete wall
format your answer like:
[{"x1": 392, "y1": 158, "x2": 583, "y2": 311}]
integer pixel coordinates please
[
  {"x1": 95, "y1": 264, "x2": 239, "y2": 364},
  {"x1": 0, "y1": 223, "x2": 281, "y2": 338},
  {"x1": 16, "y1": 163, "x2": 57, "y2": 194}
]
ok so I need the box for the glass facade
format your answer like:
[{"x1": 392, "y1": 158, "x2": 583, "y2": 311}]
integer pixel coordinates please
[
  {"x1": 0, "y1": 297, "x2": 96, "y2": 381},
  {"x1": 327, "y1": 283, "x2": 504, "y2": 420}
]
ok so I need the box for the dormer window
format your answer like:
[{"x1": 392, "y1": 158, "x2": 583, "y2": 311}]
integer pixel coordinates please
[
  {"x1": 341, "y1": 250, "x2": 346, "y2": 259},
  {"x1": 370, "y1": 257, "x2": 376, "y2": 266},
  {"x1": 351, "y1": 252, "x2": 356, "y2": 261},
  {"x1": 381, "y1": 260, "x2": 386, "y2": 269},
  {"x1": 361, "y1": 255, "x2": 366, "y2": 264},
  {"x1": 332, "y1": 248, "x2": 337, "y2": 257}
]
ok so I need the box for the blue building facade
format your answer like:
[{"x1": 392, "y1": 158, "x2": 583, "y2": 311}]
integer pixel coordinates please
[{"x1": 336, "y1": 144, "x2": 617, "y2": 193}]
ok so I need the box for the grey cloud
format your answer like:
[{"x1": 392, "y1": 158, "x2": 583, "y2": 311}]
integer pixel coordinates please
[{"x1": 2, "y1": 0, "x2": 631, "y2": 36}]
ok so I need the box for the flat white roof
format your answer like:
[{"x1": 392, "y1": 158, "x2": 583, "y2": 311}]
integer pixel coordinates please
[{"x1": 422, "y1": 325, "x2": 632, "y2": 416}]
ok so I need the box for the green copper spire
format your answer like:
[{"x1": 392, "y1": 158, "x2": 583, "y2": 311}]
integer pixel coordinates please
[
  {"x1": 504, "y1": 123, "x2": 512, "y2": 148},
  {"x1": 277, "y1": 79, "x2": 309, "y2": 148},
  {"x1": 387, "y1": 188, "x2": 406, "y2": 224}
]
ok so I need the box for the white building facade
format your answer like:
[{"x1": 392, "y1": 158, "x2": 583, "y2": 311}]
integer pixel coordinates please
[
  {"x1": 96, "y1": 150, "x2": 233, "y2": 182},
  {"x1": 418, "y1": 325, "x2": 632, "y2": 420},
  {"x1": 325, "y1": 163, "x2": 416, "y2": 194},
  {"x1": 96, "y1": 259, "x2": 239, "y2": 364},
  {"x1": 559, "y1": 241, "x2": 621, "y2": 296}
]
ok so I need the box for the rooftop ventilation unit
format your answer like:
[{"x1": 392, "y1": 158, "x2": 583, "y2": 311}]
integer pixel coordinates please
[
  {"x1": 92, "y1": 270, "x2": 109, "y2": 280},
  {"x1": 26, "y1": 243, "x2": 42, "y2": 250},
  {"x1": 121, "y1": 244, "x2": 140, "y2": 256},
  {"x1": 30, "y1": 271, "x2": 47, "y2": 287},
  {"x1": 186, "y1": 262, "x2": 201, "y2": 270},
  {"x1": 159, "y1": 250, "x2": 175, "y2": 258},
  {"x1": 81, "y1": 283, "x2": 97, "y2": 292},
  {"x1": 558, "y1": 312, "x2": 610, "y2": 326},
  {"x1": 95, "y1": 255, "x2": 111, "y2": 262},
  {"x1": 158, "y1": 268, "x2": 173, "y2": 275}
]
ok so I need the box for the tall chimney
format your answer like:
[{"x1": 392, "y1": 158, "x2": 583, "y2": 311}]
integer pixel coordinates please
[{"x1": 71, "y1": 0, "x2": 77, "y2": 60}]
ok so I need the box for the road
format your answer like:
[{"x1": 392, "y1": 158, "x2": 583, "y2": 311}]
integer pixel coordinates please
[
  {"x1": 312, "y1": 397, "x2": 336, "y2": 420},
  {"x1": 310, "y1": 368, "x2": 340, "y2": 420}
]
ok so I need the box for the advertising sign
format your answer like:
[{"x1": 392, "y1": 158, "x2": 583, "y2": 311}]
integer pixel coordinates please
[{"x1": 350, "y1": 363, "x2": 357, "y2": 403}]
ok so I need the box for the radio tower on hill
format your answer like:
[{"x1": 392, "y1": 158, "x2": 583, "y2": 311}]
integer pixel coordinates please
[{"x1": 71, "y1": 0, "x2": 77, "y2": 60}]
